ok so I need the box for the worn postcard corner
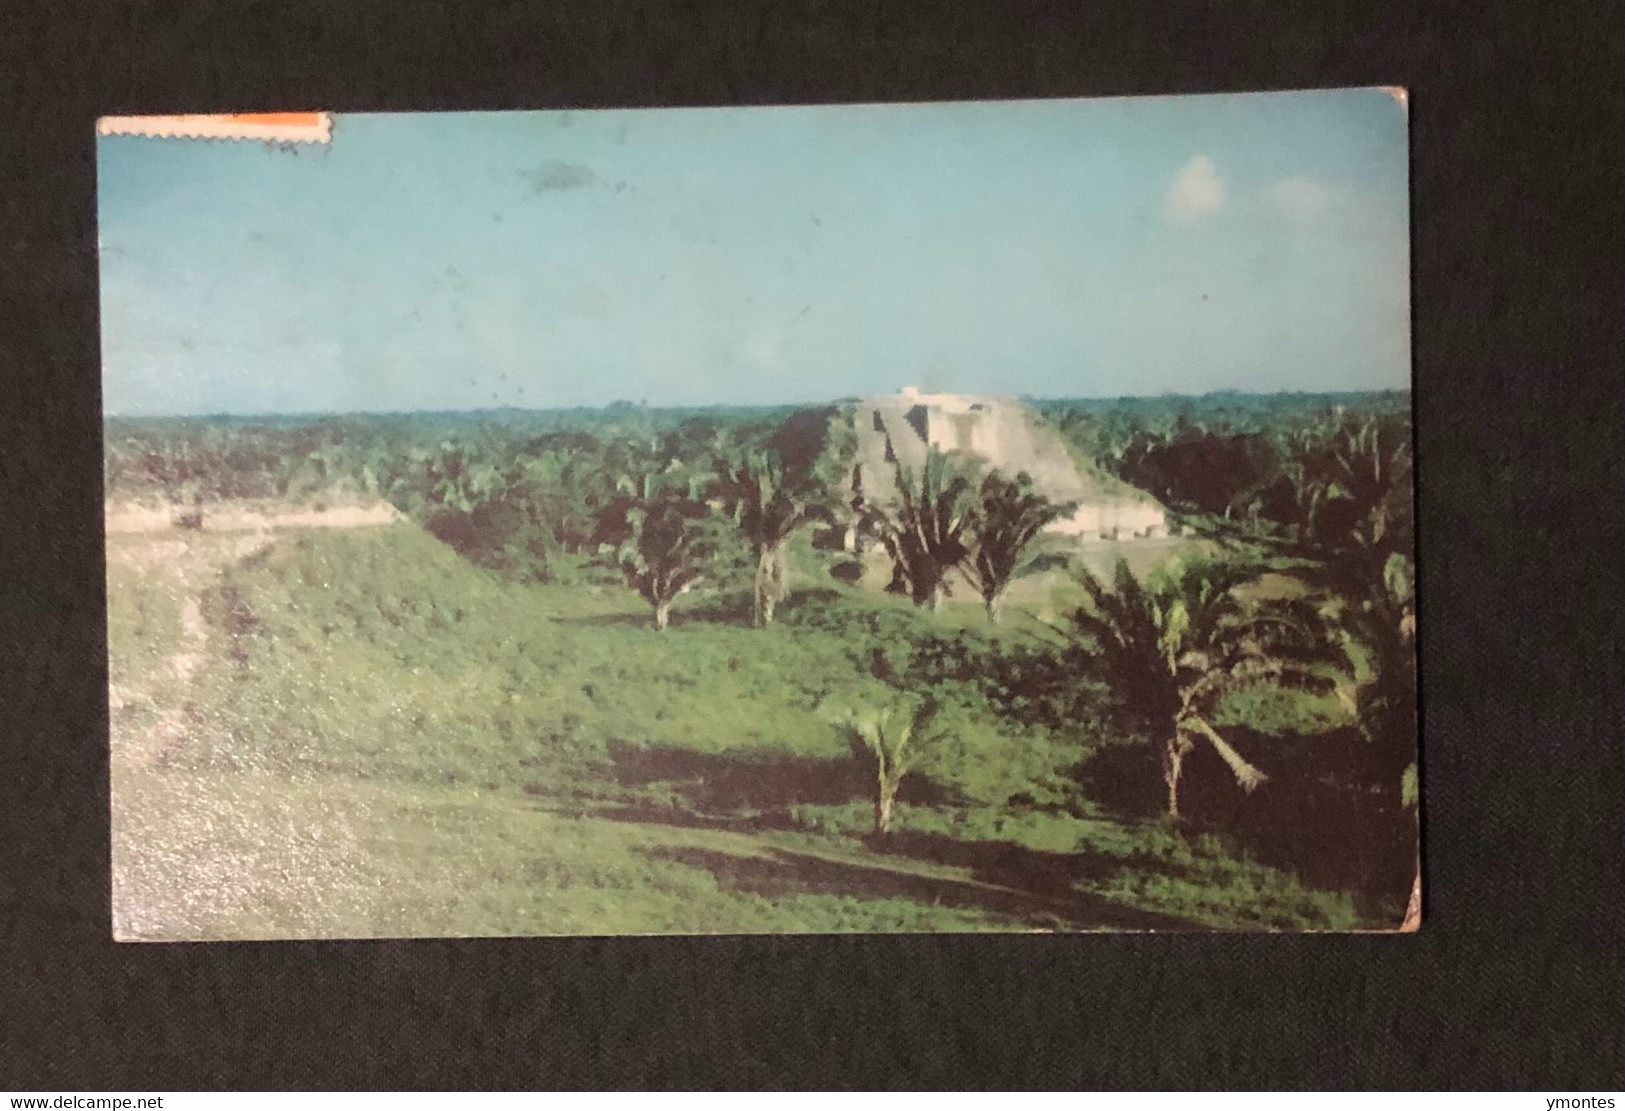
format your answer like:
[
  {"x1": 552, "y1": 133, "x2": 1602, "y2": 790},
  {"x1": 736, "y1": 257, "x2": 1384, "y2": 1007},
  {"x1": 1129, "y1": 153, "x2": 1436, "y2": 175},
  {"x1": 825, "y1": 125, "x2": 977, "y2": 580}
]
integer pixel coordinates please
[{"x1": 1398, "y1": 872, "x2": 1422, "y2": 933}]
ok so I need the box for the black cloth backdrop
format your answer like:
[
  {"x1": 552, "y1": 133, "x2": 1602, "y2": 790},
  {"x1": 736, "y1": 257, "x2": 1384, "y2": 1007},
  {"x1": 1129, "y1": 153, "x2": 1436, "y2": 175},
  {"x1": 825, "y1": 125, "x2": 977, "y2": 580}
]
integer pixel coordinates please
[{"x1": 1, "y1": 0, "x2": 1621, "y2": 1090}]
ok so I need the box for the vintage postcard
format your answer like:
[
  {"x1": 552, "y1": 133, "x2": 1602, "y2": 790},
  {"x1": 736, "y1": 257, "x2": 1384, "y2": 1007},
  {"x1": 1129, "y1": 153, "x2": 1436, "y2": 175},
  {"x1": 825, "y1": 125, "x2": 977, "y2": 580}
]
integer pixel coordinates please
[{"x1": 99, "y1": 90, "x2": 1417, "y2": 940}]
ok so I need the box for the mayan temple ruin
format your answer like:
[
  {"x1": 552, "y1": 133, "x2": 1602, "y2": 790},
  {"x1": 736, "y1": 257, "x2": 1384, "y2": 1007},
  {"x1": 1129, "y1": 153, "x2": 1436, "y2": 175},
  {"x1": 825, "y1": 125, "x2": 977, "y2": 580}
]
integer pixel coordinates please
[{"x1": 850, "y1": 387, "x2": 1169, "y2": 541}]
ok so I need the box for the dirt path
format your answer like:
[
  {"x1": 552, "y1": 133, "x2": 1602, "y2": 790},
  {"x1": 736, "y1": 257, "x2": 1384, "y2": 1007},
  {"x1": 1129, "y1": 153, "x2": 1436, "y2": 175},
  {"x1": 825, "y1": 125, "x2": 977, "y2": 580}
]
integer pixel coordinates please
[
  {"x1": 108, "y1": 502, "x2": 397, "y2": 771},
  {"x1": 109, "y1": 504, "x2": 397, "y2": 940},
  {"x1": 114, "y1": 533, "x2": 274, "y2": 770}
]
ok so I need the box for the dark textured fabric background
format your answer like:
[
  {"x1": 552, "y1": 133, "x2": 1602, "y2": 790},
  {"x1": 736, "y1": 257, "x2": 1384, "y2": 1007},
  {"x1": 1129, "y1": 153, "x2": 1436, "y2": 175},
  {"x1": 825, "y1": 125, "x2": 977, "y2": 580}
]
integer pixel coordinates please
[{"x1": 2, "y1": 0, "x2": 1621, "y2": 1090}]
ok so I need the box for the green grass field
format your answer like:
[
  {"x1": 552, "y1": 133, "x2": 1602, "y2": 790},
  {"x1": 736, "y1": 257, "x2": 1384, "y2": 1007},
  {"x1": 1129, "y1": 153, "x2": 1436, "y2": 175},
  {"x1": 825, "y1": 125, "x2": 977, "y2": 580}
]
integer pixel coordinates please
[{"x1": 108, "y1": 517, "x2": 1379, "y2": 939}]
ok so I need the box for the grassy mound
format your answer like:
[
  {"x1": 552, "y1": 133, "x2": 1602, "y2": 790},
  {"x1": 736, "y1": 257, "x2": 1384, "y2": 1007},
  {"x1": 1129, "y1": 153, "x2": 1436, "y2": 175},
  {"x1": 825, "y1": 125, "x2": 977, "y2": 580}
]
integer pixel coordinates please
[{"x1": 118, "y1": 519, "x2": 1372, "y2": 937}]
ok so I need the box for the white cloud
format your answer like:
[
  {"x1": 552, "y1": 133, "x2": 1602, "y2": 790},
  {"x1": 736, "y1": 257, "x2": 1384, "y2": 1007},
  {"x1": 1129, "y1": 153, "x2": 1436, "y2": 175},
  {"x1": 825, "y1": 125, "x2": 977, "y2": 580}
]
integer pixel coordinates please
[
  {"x1": 1270, "y1": 176, "x2": 1337, "y2": 224},
  {"x1": 1164, "y1": 155, "x2": 1225, "y2": 225}
]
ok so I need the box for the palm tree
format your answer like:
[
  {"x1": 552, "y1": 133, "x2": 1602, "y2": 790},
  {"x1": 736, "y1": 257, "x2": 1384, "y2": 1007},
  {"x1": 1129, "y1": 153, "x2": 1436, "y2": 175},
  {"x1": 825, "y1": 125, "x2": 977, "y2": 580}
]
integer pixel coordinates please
[
  {"x1": 860, "y1": 445, "x2": 978, "y2": 610},
  {"x1": 716, "y1": 449, "x2": 834, "y2": 627},
  {"x1": 421, "y1": 442, "x2": 507, "y2": 515},
  {"x1": 1254, "y1": 415, "x2": 1413, "y2": 599},
  {"x1": 1325, "y1": 418, "x2": 1411, "y2": 551},
  {"x1": 823, "y1": 698, "x2": 937, "y2": 835},
  {"x1": 616, "y1": 495, "x2": 717, "y2": 631},
  {"x1": 1331, "y1": 550, "x2": 1418, "y2": 794},
  {"x1": 1069, "y1": 555, "x2": 1325, "y2": 819},
  {"x1": 501, "y1": 449, "x2": 606, "y2": 556},
  {"x1": 1236, "y1": 414, "x2": 1418, "y2": 800},
  {"x1": 961, "y1": 470, "x2": 1075, "y2": 623}
]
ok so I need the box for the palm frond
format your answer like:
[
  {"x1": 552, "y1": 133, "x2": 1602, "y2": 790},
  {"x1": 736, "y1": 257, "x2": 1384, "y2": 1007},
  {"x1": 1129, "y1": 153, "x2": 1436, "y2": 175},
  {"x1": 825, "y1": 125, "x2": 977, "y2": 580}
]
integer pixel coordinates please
[{"x1": 1181, "y1": 714, "x2": 1268, "y2": 793}]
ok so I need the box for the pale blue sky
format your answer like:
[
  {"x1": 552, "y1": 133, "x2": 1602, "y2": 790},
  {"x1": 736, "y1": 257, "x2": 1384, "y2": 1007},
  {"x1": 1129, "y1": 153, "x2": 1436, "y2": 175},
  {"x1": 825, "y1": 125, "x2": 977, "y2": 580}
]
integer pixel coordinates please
[{"x1": 98, "y1": 89, "x2": 1410, "y2": 416}]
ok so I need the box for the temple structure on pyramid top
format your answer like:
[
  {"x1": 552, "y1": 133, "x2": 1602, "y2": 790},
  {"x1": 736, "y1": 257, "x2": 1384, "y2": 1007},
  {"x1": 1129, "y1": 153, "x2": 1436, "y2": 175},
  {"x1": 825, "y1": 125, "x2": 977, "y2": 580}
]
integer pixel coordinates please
[{"x1": 848, "y1": 387, "x2": 1169, "y2": 542}]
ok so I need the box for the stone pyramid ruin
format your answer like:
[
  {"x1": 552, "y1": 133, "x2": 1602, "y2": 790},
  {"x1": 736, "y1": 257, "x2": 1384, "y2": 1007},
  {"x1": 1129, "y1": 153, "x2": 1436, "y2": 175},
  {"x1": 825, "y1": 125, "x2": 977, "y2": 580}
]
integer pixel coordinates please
[{"x1": 848, "y1": 387, "x2": 1168, "y2": 541}]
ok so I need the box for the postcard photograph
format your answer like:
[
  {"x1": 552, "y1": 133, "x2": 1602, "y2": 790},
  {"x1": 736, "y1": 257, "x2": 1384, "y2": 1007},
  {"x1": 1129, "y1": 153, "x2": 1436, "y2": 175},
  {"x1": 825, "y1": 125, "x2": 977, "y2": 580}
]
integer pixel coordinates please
[{"x1": 99, "y1": 89, "x2": 1417, "y2": 940}]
